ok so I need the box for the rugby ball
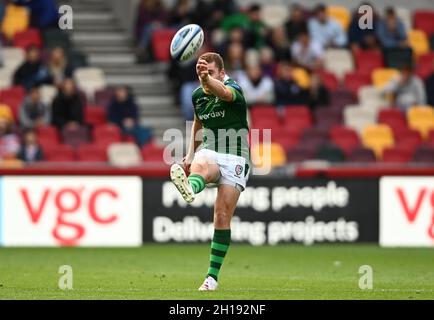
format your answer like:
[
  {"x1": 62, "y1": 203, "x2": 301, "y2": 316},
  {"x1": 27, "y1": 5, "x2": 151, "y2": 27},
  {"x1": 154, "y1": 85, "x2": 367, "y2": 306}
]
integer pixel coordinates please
[{"x1": 170, "y1": 24, "x2": 204, "y2": 62}]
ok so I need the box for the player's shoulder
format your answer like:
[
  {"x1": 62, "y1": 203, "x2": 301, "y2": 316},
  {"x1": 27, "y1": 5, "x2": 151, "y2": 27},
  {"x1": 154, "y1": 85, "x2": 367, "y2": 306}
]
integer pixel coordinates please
[{"x1": 224, "y1": 77, "x2": 244, "y2": 95}]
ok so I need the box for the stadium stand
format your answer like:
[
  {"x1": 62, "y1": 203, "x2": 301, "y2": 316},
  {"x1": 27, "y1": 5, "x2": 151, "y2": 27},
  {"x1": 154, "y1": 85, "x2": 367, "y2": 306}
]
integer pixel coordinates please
[{"x1": 0, "y1": 0, "x2": 432, "y2": 169}]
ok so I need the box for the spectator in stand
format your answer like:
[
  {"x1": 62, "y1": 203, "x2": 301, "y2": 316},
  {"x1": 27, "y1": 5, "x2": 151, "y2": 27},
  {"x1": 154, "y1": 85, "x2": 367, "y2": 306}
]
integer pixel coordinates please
[
  {"x1": 348, "y1": 2, "x2": 380, "y2": 53},
  {"x1": 45, "y1": 47, "x2": 73, "y2": 87},
  {"x1": 266, "y1": 26, "x2": 292, "y2": 62},
  {"x1": 274, "y1": 61, "x2": 308, "y2": 106},
  {"x1": 191, "y1": 0, "x2": 238, "y2": 32},
  {"x1": 224, "y1": 42, "x2": 245, "y2": 73},
  {"x1": 259, "y1": 47, "x2": 277, "y2": 78},
  {"x1": 236, "y1": 64, "x2": 274, "y2": 107},
  {"x1": 221, "y1": 3, "x2": 267, "y2": 49},
  {"x1": 17, "y1": 129, "x2": 44, "y2": 162},
  {"x1": 291, "y1": 31, "x2": 324, "y2": 72},
  {"x1": 382, "y1": 65, "x2": 426, "y2": 112},
  {"x1": 308, "y1": 4, "x2": 348, "y2": 49},
  {"x1": 307, "y1": 73, "x2": 330, "y2": 109},
  {"x1": 377, "y1": 7, "x2": 408, "y2": 49},
  {"x1": 135, "y1": 0, "x2": 168, "y2": 62},
  {"x1": 168, "y1": 58, "x2": 197, "y2": 120},
  {"x1": 168, "y1": 0, "x2": 192, "y2": 28},
  {"x1": 52, "y1": 78, "x2": 84, "y2": 129},
  {"x1": 19, "y1": 85, "x2": 51, "y2": 129},
  {"x1": 425, "y1": 58, "x2": 434, "y2": 106},
  {"x1": 108, "y1": 85, "x2": 152, "y2": 147},
  {"x1": 0, "y1": 118, "x2": 20, "y2": 160},
  {"x1": 13, "y1": 45, "x2": 48, "y2": 90},
  {"x1": 284, "y1": 3, "x2": 308, "y2": 43},
  {"x1": 215, "y1": 27, "x2": 246, "y2": 57},
  {"x1": 168, "y1": 46, "x2": 209, "y2": 120},
  {"x1": 14, "y1": 0, "x2": 58, "y2": 29}
]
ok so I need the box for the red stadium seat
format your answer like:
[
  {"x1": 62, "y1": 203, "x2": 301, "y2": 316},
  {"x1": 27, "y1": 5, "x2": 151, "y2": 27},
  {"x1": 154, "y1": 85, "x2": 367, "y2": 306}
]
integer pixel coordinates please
[
  {"x1": 344, "y1": 72, "x2": 371, "y2": 96},
  {"x1": 330, "y1": 125, "x2": 360, "y2": 155},
  {"x1": 251, "y1": 117, "x2": 280, "y2": 130},
  {"x1": 414, "y1": 10, "x2": 434, "y2": 36},
  {"x1": 36, "y1": 125, "x2": 60, "y2": 141},
  {"x1": 270, "y1": 127, "x2": 299, "y2": 152},
  {"x1": 354, "y1": 50, "x2": 384, "y2": 76},
  {"x1": 283, "y1": 105, "x2": 312, "y2": 132},
  {"x1": 378, "y1": 108, "x2": 407, "y2": 129},
  {"x1": 329, "y1": 89, "x2": 357, "y2": 108},
  {"x1": 319, "y1": 71, "x2": 339, "y2": 92},
  {"x1": 141, "y1": 141, "x2": 166, "y2": 162},
  {"x1": 314, "y1": 107, "x2": 343, "y2": 130},
  {"x1": 393, "y1": 127, "x2": 423, "y2": 149},
  {"x1": 43, "y1": 144, "x2": 75, "y2": 162},
  {"x1": 77, "y1": 144, "x2": 107, "y2": 162},
  {"x1": 0, "y1": 86, "x2": 25, "y2": 100},
  {"x1": 62, "y1": 126, "x2": 90, "y2": 148},
  {"x1": 13, "y1": 28, "x2": 43, "y2": 49},
  {"x1": 286, "y1": 146, "x2": 316, "y2": 162},
  {"x1": 416, "y1": 53, "x2": 434, "y2": 79},
  {"x1": 151, "y1": 28, "x2": 177, "y2": 62},
  {"x1": 383, "y1": 146, "x2": 413, "y2": 163},
  {"x1": 0, "y1": 86, "x2": 25, "y2": 121},
  {"x1": 93, "y1": 124, "x2": 122, "y2": 144},
  {"x1": 250, "y1": 105, "x2": 280, "y2": 123},
  {"x1": 300, "y1": 127, "x2": 329, "y2": 148},
  {"x1": 85, "y1": 106, "x2": 107, "y2": 126}
]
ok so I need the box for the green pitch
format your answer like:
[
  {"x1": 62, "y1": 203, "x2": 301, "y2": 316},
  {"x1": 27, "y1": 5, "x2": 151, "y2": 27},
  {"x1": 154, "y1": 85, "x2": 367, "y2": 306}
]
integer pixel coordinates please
[{"x1": 0, "y1": 244, "x2": 433, "y2": 300}]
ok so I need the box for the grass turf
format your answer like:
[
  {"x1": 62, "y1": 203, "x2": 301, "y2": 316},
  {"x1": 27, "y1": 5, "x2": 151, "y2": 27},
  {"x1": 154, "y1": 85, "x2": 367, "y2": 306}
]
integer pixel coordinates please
[{"x1": 0, "y1": 244, "x2": 433, "y2": 300}]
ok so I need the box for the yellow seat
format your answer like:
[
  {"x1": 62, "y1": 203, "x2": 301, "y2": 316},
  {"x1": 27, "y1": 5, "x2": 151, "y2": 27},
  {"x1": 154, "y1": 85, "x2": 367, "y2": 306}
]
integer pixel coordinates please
[
  {"x1": 0, "y1": 104, "x2": 14, "y2": 124},
  {"x1": 1, "y1": 4, "x2": 30, "y2": 40},
  {"x1": 362, "y1": 124, "x2": 395, "y2": 159},
  {"x1": 292, "y1": 68, "x2": 310, "y2": 89},
  {"x1": 251, "y1": 142, "x2": 287, "y2": 169},
  {"x1": 327, "y1": 6, "x2": 351, "y2": 31},
  {"x1": 0, "y1": 159, "x2": 24, "y2": 168},
  {"x1": 372, "y1": 68, "x2": 400, "y2": 89},
  {"x1": 407, "y1": 106, "x2": 434, "y2": 139},
  {"x1": 408, "y1": 30, "x2": 430, "y2": 57}
]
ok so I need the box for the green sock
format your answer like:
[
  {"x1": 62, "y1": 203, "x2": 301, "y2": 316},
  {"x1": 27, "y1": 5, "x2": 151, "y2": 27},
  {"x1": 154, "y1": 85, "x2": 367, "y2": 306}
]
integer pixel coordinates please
[
  {"x1": 188, "y1": 174, "x2": 206, "y2": 194},
  {"x1": 207, "y1": 229, "x2": 231, "y2": 281}
]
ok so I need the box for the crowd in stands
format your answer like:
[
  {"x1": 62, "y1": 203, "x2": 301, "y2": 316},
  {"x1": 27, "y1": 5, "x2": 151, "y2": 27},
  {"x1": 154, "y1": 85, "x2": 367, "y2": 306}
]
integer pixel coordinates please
[
  {"x1": 0, "y1": 0, "x2": 433, "y2": 167},
  {"x1": 136, "y1": 0, "x2": 434, "y2": 165},
  {"x1": 0, "y1": 0, "x2": 155, "y2": 165}
]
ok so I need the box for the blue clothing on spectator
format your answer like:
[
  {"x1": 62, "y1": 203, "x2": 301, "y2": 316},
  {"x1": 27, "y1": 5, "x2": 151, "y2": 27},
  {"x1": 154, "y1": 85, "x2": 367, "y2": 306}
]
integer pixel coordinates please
[
  {"x1": 108, "y1": 95, "x2": 152, "y2": 147},
  {"x1": 376, "y1": 19, "x2": 407, "y2": 48},
  {"x1": 349, "y1": 17, "x2": 378, "y2": 47},
  {"x1": 308, "y1": 18, "x2": 348, "y2": 48},
  {"x1": 14, "y1": 0, "x2": 59, "y2": 28}
]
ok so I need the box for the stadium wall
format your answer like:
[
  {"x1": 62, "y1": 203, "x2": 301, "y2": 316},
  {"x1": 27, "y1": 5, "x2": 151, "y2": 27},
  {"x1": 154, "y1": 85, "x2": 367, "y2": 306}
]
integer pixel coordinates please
[{"x1": 0, "y1": 168, "x2": 432, "y2": 247}]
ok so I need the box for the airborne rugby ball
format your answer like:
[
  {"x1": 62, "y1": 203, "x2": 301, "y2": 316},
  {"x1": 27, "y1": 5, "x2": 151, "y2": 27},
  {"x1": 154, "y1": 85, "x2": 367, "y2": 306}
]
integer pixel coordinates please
[{"x1": 170, "y1": 24, "x2": 204, "y2": 62}]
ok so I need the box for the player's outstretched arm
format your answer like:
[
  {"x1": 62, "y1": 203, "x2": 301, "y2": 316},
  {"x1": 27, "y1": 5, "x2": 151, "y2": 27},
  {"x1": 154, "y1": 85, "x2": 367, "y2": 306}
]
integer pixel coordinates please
[{"x1": 197, "y1": 59, "x2": 233, "y2": 102}]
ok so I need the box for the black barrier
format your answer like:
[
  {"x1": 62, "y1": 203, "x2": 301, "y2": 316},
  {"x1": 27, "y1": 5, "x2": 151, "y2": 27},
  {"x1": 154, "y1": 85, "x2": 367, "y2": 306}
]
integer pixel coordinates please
[{"x1": 142, "y1": 178, "x2": 379, "y2": 245}]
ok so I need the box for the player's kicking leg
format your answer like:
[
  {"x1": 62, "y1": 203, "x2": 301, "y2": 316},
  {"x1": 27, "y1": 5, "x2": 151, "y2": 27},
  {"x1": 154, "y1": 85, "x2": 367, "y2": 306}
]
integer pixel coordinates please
[{"x1": 170, "y1": 155, "x2": 220, "y2": 203}]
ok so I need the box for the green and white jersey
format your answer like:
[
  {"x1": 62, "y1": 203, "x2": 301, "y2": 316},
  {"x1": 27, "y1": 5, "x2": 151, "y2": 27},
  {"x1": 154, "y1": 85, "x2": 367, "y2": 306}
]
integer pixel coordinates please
[{"x1": 192, "y1": 76, "x2": 250, "y2": 161}]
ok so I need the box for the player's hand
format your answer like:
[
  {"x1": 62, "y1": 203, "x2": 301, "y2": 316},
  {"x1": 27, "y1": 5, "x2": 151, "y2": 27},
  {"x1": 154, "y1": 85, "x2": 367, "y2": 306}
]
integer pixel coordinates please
[
  {"x1": 196, "y1": 59, "x2": 209, "y2": 81},
  {"x1": 182, "y1": 154, "x2": 194, "y2": 174}
]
